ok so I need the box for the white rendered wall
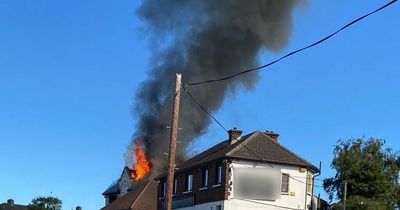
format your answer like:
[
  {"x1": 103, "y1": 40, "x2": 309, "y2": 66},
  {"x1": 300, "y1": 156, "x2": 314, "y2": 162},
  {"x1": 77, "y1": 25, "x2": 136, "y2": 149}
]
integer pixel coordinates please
[{"x1": 224, "y1": 160, "x2": 314, "y2": 210}]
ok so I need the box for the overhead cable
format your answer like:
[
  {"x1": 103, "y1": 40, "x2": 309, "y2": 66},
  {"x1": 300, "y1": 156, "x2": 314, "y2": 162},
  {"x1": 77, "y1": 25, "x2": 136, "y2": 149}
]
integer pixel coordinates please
[{"x1": 186, "y1": 0, "x2": 398, "y2": 86}]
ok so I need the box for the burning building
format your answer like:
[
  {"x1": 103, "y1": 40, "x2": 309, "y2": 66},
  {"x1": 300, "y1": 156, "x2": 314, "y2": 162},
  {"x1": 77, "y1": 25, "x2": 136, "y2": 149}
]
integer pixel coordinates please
[
  {"x1": 101, "y1": 129, "x2": 327, "y2": 210},
  {"x1": 102, "y1": 143, "x2": 152, "y2": 205},
  {"x1": 102, "y1": 0, "x2": 307, "y2": 209},
  {"x1": 126, "y1": 0, "x2": 304, "y2": 176}
]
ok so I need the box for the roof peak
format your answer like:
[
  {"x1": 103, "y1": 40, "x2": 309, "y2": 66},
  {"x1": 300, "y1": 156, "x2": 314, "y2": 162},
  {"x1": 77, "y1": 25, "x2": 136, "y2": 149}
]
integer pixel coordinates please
[{"x1": 171, "y1": 130, "x2": 319, "y2": 174}]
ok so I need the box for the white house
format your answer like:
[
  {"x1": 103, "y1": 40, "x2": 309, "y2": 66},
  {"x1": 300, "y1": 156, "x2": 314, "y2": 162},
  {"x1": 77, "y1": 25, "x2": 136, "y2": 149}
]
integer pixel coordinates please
[{"x1": 156, "y1": 128, "x2": 326, "y2": 210}]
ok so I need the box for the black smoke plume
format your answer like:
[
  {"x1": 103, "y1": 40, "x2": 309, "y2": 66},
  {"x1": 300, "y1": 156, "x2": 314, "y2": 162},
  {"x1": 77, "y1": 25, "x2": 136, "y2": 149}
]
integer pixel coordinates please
[{"x1": 127, "y1": 0, "x2": 303, "y2": 175}]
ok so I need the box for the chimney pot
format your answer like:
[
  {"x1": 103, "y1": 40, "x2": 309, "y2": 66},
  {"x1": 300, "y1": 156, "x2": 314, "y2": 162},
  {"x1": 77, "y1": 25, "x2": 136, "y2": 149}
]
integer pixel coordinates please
[
  {"x1": 265, "y1": 130, "x2": 279, "y2": 141},
  {"x1": 228, "y1": 127, "x2": 243, "y2": 144},
  {"x1": 76, "y1": 206, "x2": 82, "y2": 210},
  {"x1": 7, "y1": 199, "x2": 14, "y2": 206}
]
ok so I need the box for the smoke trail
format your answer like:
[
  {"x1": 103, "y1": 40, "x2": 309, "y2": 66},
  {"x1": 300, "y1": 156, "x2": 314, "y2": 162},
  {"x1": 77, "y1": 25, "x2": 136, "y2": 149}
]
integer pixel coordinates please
[{"x1": 128, "y1": 0, "x2": 303, "y2": 174}]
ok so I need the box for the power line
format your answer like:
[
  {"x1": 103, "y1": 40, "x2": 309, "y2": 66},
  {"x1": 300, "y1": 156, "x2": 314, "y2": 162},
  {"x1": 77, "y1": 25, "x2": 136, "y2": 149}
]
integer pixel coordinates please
[
  {"x1": 289, "y1": 175, "x2": 324, "y2": 188},
  {"x1": 242, "y1": 143, "x2": 274, "y2": 168},
  {"x1": 184, "y1": 88, "x2": 228, "y2": 132},
  {"x1": 184, "y1": 89, "x2": 325, "y2": 189},
  {"x1": 185, "y1": 89, "x2": 265, "y2": 161},
  {"x1": 186, "y1": 0, "x2": 398, "y2": 86},
  {"x1": 290, "y1": 175, "x2": 325, "y2": 181}
]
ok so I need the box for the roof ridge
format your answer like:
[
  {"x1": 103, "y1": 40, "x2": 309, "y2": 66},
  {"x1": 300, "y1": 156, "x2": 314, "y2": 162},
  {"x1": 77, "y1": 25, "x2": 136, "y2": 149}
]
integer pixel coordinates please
[
  {"x1": 226, "y1": 131, "x2": 259, "y2": 156},
  {"x1": 258, "y1": 132, "x2": 318, "y2": 170}
]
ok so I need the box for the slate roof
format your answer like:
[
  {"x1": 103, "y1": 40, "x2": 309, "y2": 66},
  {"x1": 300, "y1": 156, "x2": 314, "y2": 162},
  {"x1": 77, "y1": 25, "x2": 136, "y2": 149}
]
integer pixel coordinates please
[
  {"x1": 174, "y1": 131, "x2": 319, "y2": 174},
  {"x1": 101, "y1": 180, "x2": 157, "y2": 210},
  {"x1": 102, "y1": 182, "x2": 120, "y2": 196}
]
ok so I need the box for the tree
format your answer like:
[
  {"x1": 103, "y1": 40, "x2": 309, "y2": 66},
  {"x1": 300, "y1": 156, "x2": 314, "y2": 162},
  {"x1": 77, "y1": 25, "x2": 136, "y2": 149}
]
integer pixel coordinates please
[
  {"x1": 323, "y1": 138, "x2": 400, "y2": 210},
  {"x1": 27, "y1": 196, "x2": 62, "y2": 210}
]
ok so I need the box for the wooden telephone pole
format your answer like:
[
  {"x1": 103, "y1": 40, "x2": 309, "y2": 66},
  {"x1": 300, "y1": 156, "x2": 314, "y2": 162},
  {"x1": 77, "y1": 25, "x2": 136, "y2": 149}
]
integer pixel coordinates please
[{"x1": 165, "y1": 73, "x2": 182, "y2": 210}]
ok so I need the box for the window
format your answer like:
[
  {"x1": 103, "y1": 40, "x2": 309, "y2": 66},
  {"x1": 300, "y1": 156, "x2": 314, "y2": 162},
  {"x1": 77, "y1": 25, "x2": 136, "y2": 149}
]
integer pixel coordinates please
[
  {"x1": 215, "y1": 165, "x2": 222, "y2": 185},
  {"x1": 281, "y1": 173, "x2": 289, "y2": 193},
  {"x1": 173, "y1": 178, "x2": 177, "y2": 194},
  {"x1": 202, "y1": 169, "x2": 209, "y2": 188},
  {"x1": 161, "y1": 201, "x2": 165, "y2": 210},
  {"x1": 186, "y1": 174, "x2": 193, "y2": 191},
  {"x1": 216, "y1": 205, "x2": 222, "y2": 210},
  {"x1": 162, "y1": 179, "x2": 166, "y2": 197},
  {"x1": 306, "y1": 174, "x2": 313, "y2": 193}
]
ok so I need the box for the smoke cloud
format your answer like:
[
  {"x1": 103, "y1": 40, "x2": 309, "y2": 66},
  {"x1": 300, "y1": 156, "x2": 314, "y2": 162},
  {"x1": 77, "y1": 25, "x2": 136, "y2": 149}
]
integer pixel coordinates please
[{"x1": 128, "y1": 0, "x2": 303, "y2": 175}]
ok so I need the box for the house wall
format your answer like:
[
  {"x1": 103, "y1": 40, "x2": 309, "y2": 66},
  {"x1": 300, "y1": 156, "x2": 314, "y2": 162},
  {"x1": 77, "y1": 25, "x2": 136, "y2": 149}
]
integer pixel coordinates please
[
  {"x1": 119, "y1": 169, "x2": 133, "y2": 197},
  {"x1": 158, "y1": 159, "x2": 316, "y2": 210},
  {"x1": 157, "y1": 160, "x2": 228, "y2": 210},
  {"x1": 224, "y1": 160, "x2": 315, "y2": 210}
]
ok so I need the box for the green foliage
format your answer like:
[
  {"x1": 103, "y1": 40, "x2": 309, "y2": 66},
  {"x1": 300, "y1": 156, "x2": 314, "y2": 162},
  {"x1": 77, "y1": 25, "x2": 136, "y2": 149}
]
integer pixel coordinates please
[
  {"x1": 27, "y1": 196, "x2": 62, "y2": 210},
  {"x1": 323, "y1": 138, "x2": 400, "y2": 210}
]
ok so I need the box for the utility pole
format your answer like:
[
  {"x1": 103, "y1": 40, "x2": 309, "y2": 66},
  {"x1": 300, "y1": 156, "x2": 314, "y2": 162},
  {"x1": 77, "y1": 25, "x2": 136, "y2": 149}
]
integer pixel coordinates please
[
  {"x1": 343, "y1": 181, "x2": 347, "y2": 210},
  {"x1": 165, "y1": 73, "x2": 182, "y2": 210}
]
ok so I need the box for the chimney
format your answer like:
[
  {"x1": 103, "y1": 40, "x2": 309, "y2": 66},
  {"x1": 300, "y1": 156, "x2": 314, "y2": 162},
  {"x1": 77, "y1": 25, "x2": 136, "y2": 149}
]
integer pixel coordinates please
[
  {"x1": 7, "y1": 199, "x2": 14, "y2": 206},
  {"x1": 265, "y1": 130, "x2": 279, "y2": 141},
  {"x1": 228, "y1": 127, "x2": 243, "y2": 144},
  {"x1": 76, "y1": 206, "x2": 82, "y2": 210}
]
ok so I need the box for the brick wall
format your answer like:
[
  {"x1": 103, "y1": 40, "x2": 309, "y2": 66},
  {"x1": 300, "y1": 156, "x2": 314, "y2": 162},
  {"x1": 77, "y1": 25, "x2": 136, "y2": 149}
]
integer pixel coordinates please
[{"x1": 157, "y1": 159, "x2": 228, "y2": 210}]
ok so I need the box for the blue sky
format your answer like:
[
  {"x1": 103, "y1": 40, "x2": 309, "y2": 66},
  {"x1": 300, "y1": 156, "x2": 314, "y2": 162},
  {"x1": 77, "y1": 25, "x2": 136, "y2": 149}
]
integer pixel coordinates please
[{"x1": 0, "y1": 0, "x2": 399, "y2": 209}]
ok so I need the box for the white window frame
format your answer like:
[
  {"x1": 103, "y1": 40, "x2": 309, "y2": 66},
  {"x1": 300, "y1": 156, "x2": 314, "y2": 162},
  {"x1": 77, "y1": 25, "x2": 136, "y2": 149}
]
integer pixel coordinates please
[
  {"x1": 216, "y1": 165, "x2": 222, "y2": 185},
  {"x1": 162, "y1": 180, "x2": 166, "y2": 197},
  {"x1": 281, "y1": 173, "x2": 289, "y2": 193},
  {"x1": 186, "y1": 174, "x2": 193, "y2": 192},
  {"x1": 173, "y1": 178, "x2": 177, "y2": 195},
  {"x1": 202, "y1": 169, "x2": 209, "y2": 188}
]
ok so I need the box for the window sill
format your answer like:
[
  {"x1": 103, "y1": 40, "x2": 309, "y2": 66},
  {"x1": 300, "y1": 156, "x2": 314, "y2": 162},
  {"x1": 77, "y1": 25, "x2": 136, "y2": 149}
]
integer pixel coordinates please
[
  {"x1": 281, "y1": 192, "x2": 289, "y2": 195},
  {"x1": 183, "y1": 190, "x2": 192, "y2": 194},
  {"x1": 212, "y1": 184, "x2": 221, "y2": 188},
  {"x1": 199, "y1": 187, "x2": 208, "y2": 190}
]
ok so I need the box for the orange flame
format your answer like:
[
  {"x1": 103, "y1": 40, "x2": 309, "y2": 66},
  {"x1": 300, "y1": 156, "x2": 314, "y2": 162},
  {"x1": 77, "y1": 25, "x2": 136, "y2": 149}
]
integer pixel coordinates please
[{"x1": 131, "y1": 143, "x2": 151, "y2": 181}]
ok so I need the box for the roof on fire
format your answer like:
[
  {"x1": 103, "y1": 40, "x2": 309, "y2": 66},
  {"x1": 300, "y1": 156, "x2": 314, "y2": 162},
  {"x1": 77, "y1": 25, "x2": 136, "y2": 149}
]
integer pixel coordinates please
[{"x1": 168, "y1": 131, "x2": 319, "y2": 175}]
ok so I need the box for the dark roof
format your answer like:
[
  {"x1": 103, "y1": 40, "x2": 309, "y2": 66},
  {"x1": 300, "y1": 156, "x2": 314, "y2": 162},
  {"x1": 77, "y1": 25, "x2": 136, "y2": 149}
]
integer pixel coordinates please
[
  {"x1": 0, "y1": 203, "x2": 28, "y2": 210},
  {"x1": 172, "y1": 131, "x2": 319, "y2": 175},
  {"x1": 102, "y1": 182, "x2": 120, "y2": 196},
  {"x1": 101, "y1": 180, "x2": 157, "y2": 210}
]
